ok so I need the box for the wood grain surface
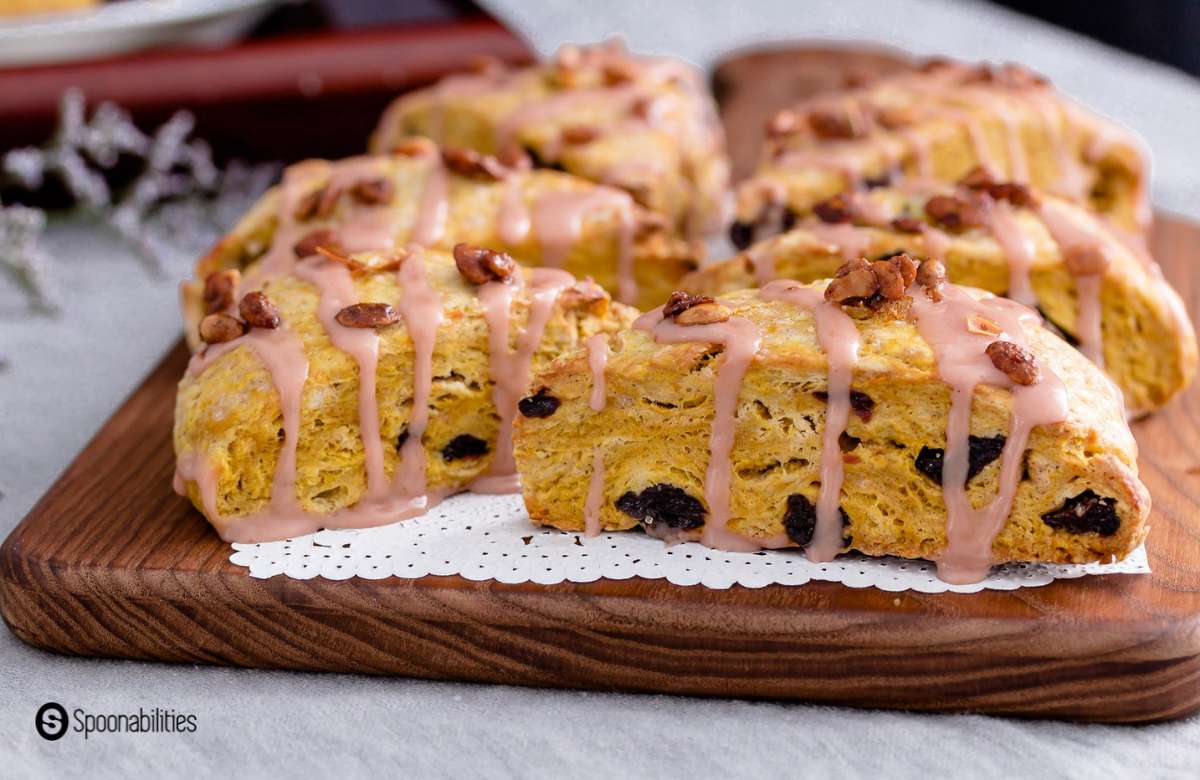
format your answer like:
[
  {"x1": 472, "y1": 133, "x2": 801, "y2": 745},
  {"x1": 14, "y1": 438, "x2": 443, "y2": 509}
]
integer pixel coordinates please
[{"x1": 3, "y1": 45, "x2": 1200, "y2": 724}]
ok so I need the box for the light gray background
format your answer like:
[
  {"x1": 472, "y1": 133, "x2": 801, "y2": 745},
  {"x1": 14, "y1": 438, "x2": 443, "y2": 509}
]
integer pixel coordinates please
[{"x1": 3, "y1": 0, "x2": 1199, "y2": 776}]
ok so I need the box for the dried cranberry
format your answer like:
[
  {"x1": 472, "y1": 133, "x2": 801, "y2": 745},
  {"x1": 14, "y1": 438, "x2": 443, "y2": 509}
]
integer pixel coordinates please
[
  {"x1": 615, "y1": 484, "x2": 705, "y2": 530},
  {"x1": 730, "y1": 221, "x2": 754, "y2": 250},
  {"x1": 915, "y1": 435, "x2": 1006, "y2": 485},
  {"x1": 518, "y1": 388, "x2": 561, "y2": 418},
  {"x1": 1041, "y1": 490, "x2": 1120, "y2": 535},
  {"x1": 813, "y1": 390, "x2": 874, "y2": 422},
  {"x1": 441, "y1": 434, "x2": 489, "y2": 461},
  {"x1": 782, "y1": 494, "x2": 851, "y2": 548}
]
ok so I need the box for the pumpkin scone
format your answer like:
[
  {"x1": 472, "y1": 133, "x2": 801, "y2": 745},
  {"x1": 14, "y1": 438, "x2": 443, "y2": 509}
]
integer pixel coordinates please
[
  {"x1": 686, "y1": 176, "x2": 1197, "y2": 414},
  {"x1": 175, "y1": 244, "x2": 636, "y2": 543},
  {"x1": 370, "y1": 40, "x2": 730, "y2": 243},
  {"x1": 182, "y1": 147, "x2": 696, "y2": 332},
  {"x1": 732, "y1": 58, "x2": 1150, "y2": 248},
  {"x1": 514, "y1": 257, "x2": 1149, "y2": 584}
]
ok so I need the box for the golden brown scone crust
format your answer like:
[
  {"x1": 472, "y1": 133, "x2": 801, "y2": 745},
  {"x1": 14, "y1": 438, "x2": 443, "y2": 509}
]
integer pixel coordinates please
[
  {"x1": 370, "y1": 43, "x2": 730, "y2": 241},
  {"x1": 686, "y1": 187, "x2": 1196, "y2": 414},
  {"x1": 735, "y1": 59, "x2": 1149, "y2": 238},
  {"x1": 181, "y1": 152, "x2": 697, "y2": 344},
  {"x1": 175, "y1": 248, "x2": 636, "y2": 535},
  {"x1": 514, "y1": 286, "x2": 1149, "y2": 567}
]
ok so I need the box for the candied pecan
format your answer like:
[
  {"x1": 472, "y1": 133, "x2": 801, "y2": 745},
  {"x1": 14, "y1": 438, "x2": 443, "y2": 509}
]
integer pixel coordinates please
[
  {"x1": 891, "y1": 216, "x2": 925, "y2": 233},
  {"x1": 239, "y1": 291, "x2": 280, "y2": 330},
  {"x1": 294, "y1": 228, "x2": 339, "y2": 258},
  {"x1": 391, "y1": 137, "x2": 437, "y2": 157},
  {"x1": 349, "y1": 177, "x2": 394, "y2": 205},
  {"x1": 915, "y1": 258, "x2": 946, "y2": 301},
  {"x1": 813, "y1": 193, "x2": 856, "y2": 224},
  {"x1": 295, "y1": 184, "x2": 343, "y2": 221},
  {"x1": 561, "y1": 124, "x2": 602, "y2": 145},
  {"x1": 966, "y1": 313, "x2": 1002, "y2": 337},
  {"x1": 495, "y1": 145, "x2": 532, "y2": 172},
  {"x1": 871, "y1": 252, "x2": 918, "y2": 301},
  {"x1": 199, "y1": 313, "x2": 246, "y2": 344},
  {"x1": 467, "y1": 54, "x2": 505, "y2": 75},
  {"x1": 986, "y1": 340, "x2": 1040, "y2": 385},
  {"x1": 518, "y1": 388, "x2": 561, "y2": 418},
  {"x1": 924, "y1": 194, "x2": 983, "y2": 230},
  {"x1": 824, "y1": 258, "x2": 878, "y2": 304},
  {"x1": 202, "y1": 269, "x2": 240, "y2": 314},
  {"x1": 875, "y1": 105, "x2": 915, "y2": 130},
  {"x1": 766, "y1": 110, "x2": 800, "y2": 138},
  {"x1": 988, "y1": 182, "x2": 1039, "y2": 208},
  {"x1": 959, "y1": 166, "x2": 996, "y2": 190},
  {"x1": 1041, "y1": 490, "x2": 1119, "y2": 535},
  {"x1": 442, "y1": 146, "x2": 522, "y2": 180},
  {"x1": 629, "y1": 94, "x2": 660, "y2": 120},
  {"x1": 675, "y1": 302, "x2": 731, "y2": 326},
  {"x1": 1063, "y1": 243, "x2": 1109, "y2": 276},
  {"x1": 314, "y1": 245, "x2": 367, "y2": 275},
  {"x1": 335, "y1": 303, "x2": 401, "y2": 329},
  {"x1": 662, "y1": 290, "x2": 715, "y2": 319},
  {"x1": 602, "y1": 59, "x2": 638, "y2": 86},
  {"x1": 453, "y1": 242, "x2": 516, "y2": 285},
  {"x1": 808, "y1": 109, "x2": 856, "y2": 140}
]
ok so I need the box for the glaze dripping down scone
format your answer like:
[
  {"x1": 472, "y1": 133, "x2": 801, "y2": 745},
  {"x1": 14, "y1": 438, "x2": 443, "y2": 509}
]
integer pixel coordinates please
[
  {"x1": 685, "y1": 178, "x2": 1197, "y2": 413},
  {"x1": 514, "y1": 259, "x2": 1149, "y2": 584},
  {"x1": 183, "y1": 147, "x2": 696, "y2": 331},
  {"x1": 370, "y1": 40, "x2": 730, "y2": 242},
  {"x1": 175, "y1": 246, "x2": 636, "y2": 543},
  {"x1": 733, "y1": 58, "x2": 1150, "y2": 247}
]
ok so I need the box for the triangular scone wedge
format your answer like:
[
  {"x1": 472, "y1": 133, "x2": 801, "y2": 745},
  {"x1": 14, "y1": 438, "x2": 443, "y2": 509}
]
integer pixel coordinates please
[
  {"x1": 733, "y1": 58, "x2": 1149, "y2": 247},
  {"x1": 175, "y1": 245, "x2": 636, "y2": 543},
  {"x1": 686, "y1": 181, "x2": 1196, "y2": 414},
  {"x1": 370, "y1": 41, "x2": 730, "y2": 242},
  {"x1": 182, "y1": 146, "x2": 696, "y2": 343},
  {"x1": 514, "y1": 263, "x2": 1149, "y2": 584}
]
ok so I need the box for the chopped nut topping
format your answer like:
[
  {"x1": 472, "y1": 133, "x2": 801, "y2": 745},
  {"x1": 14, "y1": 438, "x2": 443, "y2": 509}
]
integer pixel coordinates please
[
  {"x1": 813, "y1": 194, "x2": 856, "y2": 224},
  {"x1": 630, "y1": 95, "x2": 661, "y2": 121},
  {"x1": 959, "y1": 166, "x2": 997, "y2": 190},
  {"x1": 875, "y1": 105, "x2": 915, "y2": 130},
  {"x1": 293, "y1": 184, "x2": 342, "y2": 222},
  {"x1": 808, "y1": 109, "x2": 857, "y2": 140},
  {"x1": 967, "y1": 314, "x2": 1002, "y2": 337},
  {"x1": 294, "y1": 228, "x2": 339, "y2": 258},
  {"x1": 391, "y1": 137, "x2": 437, "y2": 157},
  {"x1": 825, "y1": 258, "x2": 879, "y2": 304},
  {"x1": 199, "y1": 312, "x2": 246, "y2": 344},
  {"x1": 561, "y1": 124, "x2": 602, "y2": 145},
  {"x1": 202, "y1": 269, "x2": 240, "y2": 314},
  {"x1": 315, "y1": 245, "x2": 367, "y2": 275},
  {"x1": 495, "y1": 146, "x2": 533, "y2": 172},
  {"x1": 674, "y1": 302, "x2": 731, "y2": 326},
  {"x1": 986, "y1": 340, "x2": 1041, "y2": 385},
  {"x1": 442, "y1": 146, "x2": 523, "y2": 180},
  {"x1": 890, "y1": 216, "x2": 925, "y2": 233},
  {"x1": 766, "y1": 110, "x2": 800, "y2": 138},
  {"x1": 871, "y1": 253, "x2": 918, "y2": 300},
  {"x1": 453, "y1": 242, "x2": 516, "y2": 284},
  {"x1": 1063, "y1": 243, "x2": 1110, "y2": 276},
  {"x1": 239, "y1": 291, "x2": 281, "y2": 329},
  {"x1": 662, "y1": 290, "x2": 716, "y2": 320},
  {"x1": 924, "y1": 194, "x2": 984, "y2": 231},
  {"x1": 915, "y1": 258, "x2": 947, "y2": 302},
  {"x1": 335, "y1": 303, "x2": 401, "y2": 329},
  {"x1": 349, "y1": 177, "x2": 394, "y2": 205},
  {"x1": 602, "y1": 59, "x2": 638, "y2": 86},
  {"x1": 988, "y1": 182, "x2": 1039, "y2": 208}
]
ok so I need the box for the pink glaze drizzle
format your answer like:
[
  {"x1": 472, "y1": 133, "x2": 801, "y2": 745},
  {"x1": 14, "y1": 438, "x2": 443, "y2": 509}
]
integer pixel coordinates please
[
  {"x1": 909, "y1": 284, "x2": 1068, "y2": 583},
  {"x1": 497, "y1": 174, "x2": 532, "y2": 246},
  {"x1": 633, "y1": 305, "x2": 765, "y2": 552},
  {"x1": 531, "y1": 188, "x2": 637, "y2": 304},
  {"x1": 392, "y1": 247, "x2": 444, "y2": 502},
  {"x1": 411, "y1": 153, "x2": 448, "y2": 247},
  {"x1": 586, "y1": 332, "x2": 610, "y2": 412},
  {"x1": 760, "y1": 280, "x2": 861, "y2": 562}
]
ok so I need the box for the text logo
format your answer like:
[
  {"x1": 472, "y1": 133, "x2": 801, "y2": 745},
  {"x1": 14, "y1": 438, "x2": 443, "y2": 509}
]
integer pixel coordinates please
[{"x1": 35, "y1": 702, "x2": 68, "y2": 741}]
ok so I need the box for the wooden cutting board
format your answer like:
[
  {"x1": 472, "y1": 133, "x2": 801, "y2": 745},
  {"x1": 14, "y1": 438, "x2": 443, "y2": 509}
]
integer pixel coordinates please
[{"x1": 4, "y1": 45, "x2": 1200, "y2": 724}]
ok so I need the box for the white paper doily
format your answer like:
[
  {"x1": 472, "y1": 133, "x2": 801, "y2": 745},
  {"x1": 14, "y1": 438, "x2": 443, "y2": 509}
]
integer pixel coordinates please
[{"x1": 228, "y1": 493, "x2": 1150, "y2": 594}]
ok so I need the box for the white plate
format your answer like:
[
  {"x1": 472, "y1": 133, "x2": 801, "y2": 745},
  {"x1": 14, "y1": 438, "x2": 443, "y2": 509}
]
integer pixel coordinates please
[{"x1": 0, "y1": 0, "x2": 285, "y2": 67}]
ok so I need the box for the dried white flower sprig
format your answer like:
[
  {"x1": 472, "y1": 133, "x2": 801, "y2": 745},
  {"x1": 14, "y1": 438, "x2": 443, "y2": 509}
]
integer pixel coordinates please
[{"x1": 1, "y1": 89, "x2": 278, "y2": 312}]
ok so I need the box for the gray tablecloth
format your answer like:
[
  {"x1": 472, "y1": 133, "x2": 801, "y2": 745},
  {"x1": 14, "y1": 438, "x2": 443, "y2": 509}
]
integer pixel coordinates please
[{"x1": 3, "y1": 0, "x2": 1199, "y2": 775}]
